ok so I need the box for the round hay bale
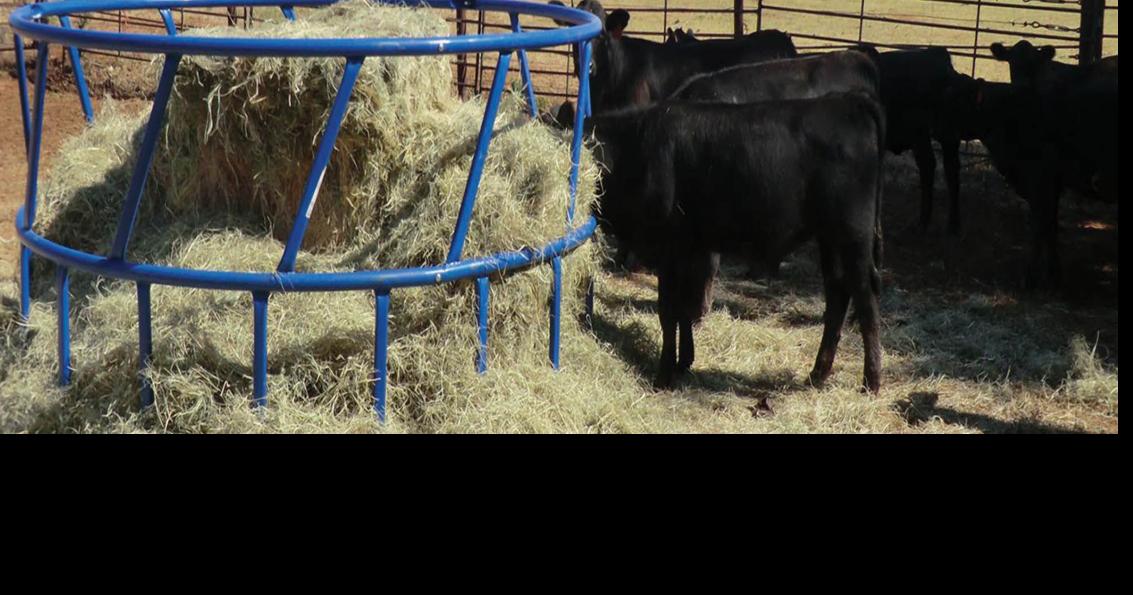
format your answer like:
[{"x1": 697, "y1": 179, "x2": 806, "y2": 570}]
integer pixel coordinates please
[{"x1": 2, "y1": 1, "x2": 627, "y2": 433}]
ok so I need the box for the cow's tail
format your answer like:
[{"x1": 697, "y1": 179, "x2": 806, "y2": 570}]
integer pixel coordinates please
[{"x1": 862, "y1": 92, "x2": 886, "y2": 294}]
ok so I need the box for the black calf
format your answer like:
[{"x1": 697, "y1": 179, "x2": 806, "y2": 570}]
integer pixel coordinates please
[{"x1": 580, "y1": 95, "x2": 886, "y2": 392}]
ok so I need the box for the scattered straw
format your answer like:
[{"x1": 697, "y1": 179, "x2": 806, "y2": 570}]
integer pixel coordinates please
[{"x1": 0, "y1": 2, "x2": 1116, "y2": 433}]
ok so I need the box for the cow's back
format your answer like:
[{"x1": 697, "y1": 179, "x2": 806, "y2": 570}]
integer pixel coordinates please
[
  {"x1": 876, "y1": 47, "x2": 956, "y2": 109},
  {"x1": 648, "y1": 30, "x2": 798, "y2": 100},
  {"x1": 671, "y1": 51, "x2": 879, "y2": 103}
]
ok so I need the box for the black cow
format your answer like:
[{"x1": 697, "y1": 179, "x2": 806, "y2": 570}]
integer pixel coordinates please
[
  {"x1": 551, "y1": 0, "x2": 797, "y2": 113},
  {"x1": 667, "y1": 51, "x2": 881, "y2": 279},
  {"x1": 947, "y1": 43, "x2": 1118, "y2": 288},
  {"x1": 662, "y1": 38, "x2": 969, "y2": 234},
  {"x1": 562, "y1": 94, "x2": 886, "y2": 392},
  {"x1": 670, "y1": 50, "x2": 880, "y2": 104},
  {"x1": 856, "y1": 46, "x2": 973, "y2": 234},
  {"x1": 943, "y1": 77, "x2": 1069, "y2": 288},
  {"x1": 990, "y1": 41, "x2": 1118, "y2": 203},
  {"x1": 665, "y1": 27, "x2": 697, "y2": 44}
]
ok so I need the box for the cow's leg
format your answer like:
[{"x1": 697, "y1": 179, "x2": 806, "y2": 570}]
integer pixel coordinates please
[
  {"x1": 940, "y1": 135, "x2": 962, "y2": 235},
  {"x1": 912, "y1": 135, "x2": 937, "y2": 231},
  {"x1": 614, "y1": 243, "x2": 630, "y2": 268},
  {"x1": 1046, "y1": 195, "x2": 1062, "y2": 286},
  {"x1": 847, "y1": 247, "x2": 883, "y2": 394},
  {"x1": 809, "y1": 242, "x2": 850, "y2": 388},
  {"x1": 654, "y1": 259, "x2": 679, "y2": 389},
  {"x1": 677, "y1": 251, "x2": 716, "y2": 374},
  {"x1": 1024, "y1": 187, "x2": 1061, "y2": 290},
  {"x1": 677, "y1": 317, "x2": 695, "y2": 376}
]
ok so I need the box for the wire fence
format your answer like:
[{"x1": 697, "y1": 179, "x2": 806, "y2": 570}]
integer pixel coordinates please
[
  {"x1": 460, "y1": 0, "x2": 1119, "y2": 103},
  {"x1": 2, "y1": 0, "x2": 1119, "y2": 103}
]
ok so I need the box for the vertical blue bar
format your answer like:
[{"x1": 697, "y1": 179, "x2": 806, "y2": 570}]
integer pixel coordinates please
[
  {"x1": 550, "y1": 256, "x2": 562, "y2": 369},
  {"x1": 55, "y1": 267, "x2": 71, "y2": 386},
  {"x1": 373, "y1": 291, "x2": 390, "y2": 422},
  {"x1": 109, "y1": 53, "x2": 182, "y2": 260},
  {"x1": 25, "y1": 42, "x2": 49, "y2": 230},
  {"x1": 446, "y1": 51, "x2": 513, "y2": 263},
  {"x1": 252, "y1": 291, "x2": 269, "y2": 407},
  {"x1": 137, "y1": 282, "x2": 154, "y2": 408},
  {"x1": 567, "y1": 41, "x2": 592, "y2": 224},
  {"x1": 475, "y1": 276, "x2": 490, "y2": 373},
  {"x1": 158, "y1": 9, "x2": 177, "y2": 35},
  {"x1": 579, "y1": 42, "x2": 592, "y2": 120},
  {"x1": 509, "y1": 13, "x2": 538, "y2": 119},
  {"x1": 281, "y1": 5, "x2": 297, "y2": 20},
  {"x1": 20, "y1": 247, "x2": 32, "y2": 322},
  {"x1": 20, "y1": 42, "x2": 50, "y2": 322},
  {"x1": 59, "y1": 16, "x2": 94, "y2": 124},
  {"x1": 277, "y1": 57, "x2": 364, "y2": 272},
  {"x1": 14, "y1": 35, "x2": 31, "y2": 154}
]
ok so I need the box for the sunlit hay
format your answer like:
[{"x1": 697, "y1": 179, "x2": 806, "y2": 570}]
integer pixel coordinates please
[
  {"x1": 154, "y1": 0, "x2": 459, "y2": 250},
  {"x1": 1056, "y1": 336, "x2": 1118, "y2": 415},
  {"x1": 32, "y1": 104, "x2": 147, "y2": 257},
  {"x1": 0, "y1": 4, "x2": 1116, "y2": 434}
]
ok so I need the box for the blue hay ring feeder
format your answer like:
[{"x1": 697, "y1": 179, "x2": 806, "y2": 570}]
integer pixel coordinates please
[{"x1": 9, "y1": 0, "x2": 599, "y2": 421}]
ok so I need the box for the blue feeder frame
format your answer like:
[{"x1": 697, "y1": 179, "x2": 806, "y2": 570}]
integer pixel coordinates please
[{"x1": 9, "y1": 0, "x2": 598, "y2": 420}]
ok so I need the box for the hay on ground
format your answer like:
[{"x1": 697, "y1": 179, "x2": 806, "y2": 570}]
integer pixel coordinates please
[{"x1": 0, "y1": 2, "x2": 1116, "y2": 434}]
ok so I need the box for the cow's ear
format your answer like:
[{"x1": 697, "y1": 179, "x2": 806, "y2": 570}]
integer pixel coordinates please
[
  {"x1": 1037, "y1": 45, "x2": 1056, "y2": 62},
  {"x1": 990, "y1": 42, "x2": 1009, "y2": 61},
  {"x1": 607, "y1": 9, "x2": 629, "y2": 38}
]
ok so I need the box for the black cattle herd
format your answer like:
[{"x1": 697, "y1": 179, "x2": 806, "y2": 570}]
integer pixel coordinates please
[{"x1": 544, "y1": 0, "x2": 1119, "y2": 393}]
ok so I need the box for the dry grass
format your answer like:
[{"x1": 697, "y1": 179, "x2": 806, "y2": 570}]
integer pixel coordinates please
[{"x1": 0, "y1": 1, "x2": 1118, "y2": 434}]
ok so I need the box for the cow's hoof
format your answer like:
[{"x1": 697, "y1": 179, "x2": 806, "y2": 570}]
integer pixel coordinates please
[
  {"x1": 807, "y1": 368, "x2": 829, "y2": 389},
  {"x1": 676, "y1": 361, "x2": 692, "y2": 376},
  {"x1": 653, "y1": 372, "x2": 674, "y2": 390}
]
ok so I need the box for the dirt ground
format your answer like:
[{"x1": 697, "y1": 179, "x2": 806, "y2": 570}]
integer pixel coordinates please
[
  {"x1": 0, "y1": 77, "x2": 148, "y2": 278},
  {"x1": 0, "y1": 2, "x2": 1119, "y2": 433}
]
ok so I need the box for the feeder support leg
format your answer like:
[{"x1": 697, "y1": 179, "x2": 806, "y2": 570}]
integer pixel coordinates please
[
  {"x1": 550, "y1": 256, "x2": 562, "y2": 369},
  {"x1": 476, "y1": 276, "x2": 490, "y2": 373},
  {"x1": 56, "y1": 267, "x2": 71, "y2": 386},
  {"x1": 138, "y1": 282, "x2": 154, "y2": 408},
  {"x1": 374, "y1": 291, "x2": 391, "y2": 422},
  {"x1": 252, "y1": 291, "x2": 269, "y2": 407}
]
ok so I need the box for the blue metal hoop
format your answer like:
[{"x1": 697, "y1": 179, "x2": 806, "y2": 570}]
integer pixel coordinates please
[{"x1": 10, "y1": 0, "x2": 597, "y2": 420}]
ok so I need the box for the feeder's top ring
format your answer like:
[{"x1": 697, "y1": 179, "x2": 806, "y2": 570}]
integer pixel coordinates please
[{"x1": 10, "y1": 0, "x2": 601, "y2": 57}]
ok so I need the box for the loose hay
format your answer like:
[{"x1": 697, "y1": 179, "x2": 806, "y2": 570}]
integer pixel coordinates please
[
  {"x1": 0, "y1": 1, "x2": 629, "y2": 433},
  {"x1": 0, "y1": 2, "x2": 1116, "y2": 434}
]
